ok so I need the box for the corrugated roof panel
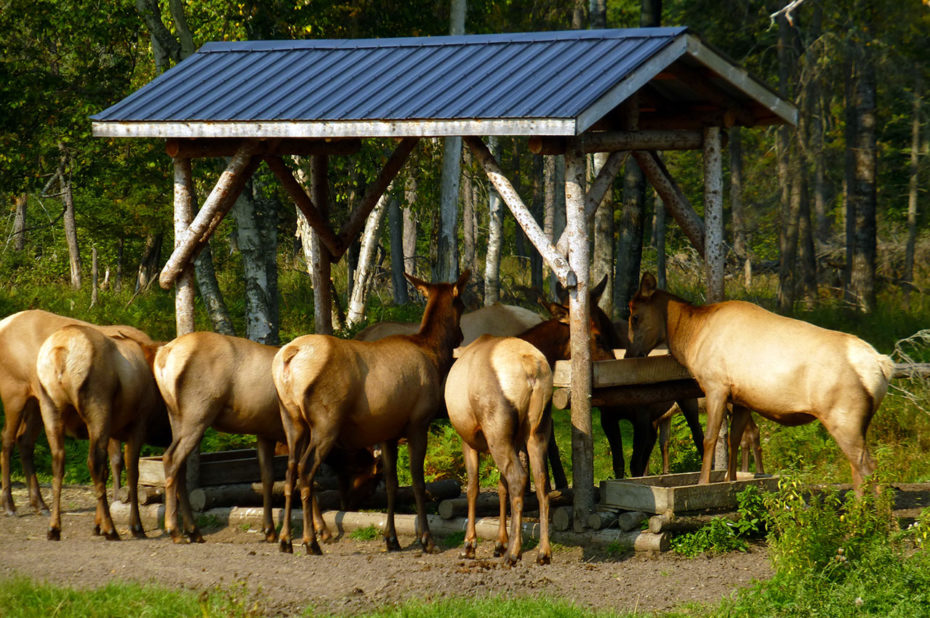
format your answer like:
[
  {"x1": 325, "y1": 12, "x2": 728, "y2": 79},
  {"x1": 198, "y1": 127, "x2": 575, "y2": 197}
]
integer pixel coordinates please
[{"x1": 92, "y1": 27, "x2": 796, "y2": 137}]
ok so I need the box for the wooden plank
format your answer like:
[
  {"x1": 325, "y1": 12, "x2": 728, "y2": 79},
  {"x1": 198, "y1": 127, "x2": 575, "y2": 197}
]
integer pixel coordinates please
[
  {"x1": 552, "y1": 379, "x2": 703, "y2": 410},
  {"x1": 553, "y1": 355, "x2": 691, "y2": 388},
  {"x1": 529, "y1": 130, "x2": 702, "y2": 155}
]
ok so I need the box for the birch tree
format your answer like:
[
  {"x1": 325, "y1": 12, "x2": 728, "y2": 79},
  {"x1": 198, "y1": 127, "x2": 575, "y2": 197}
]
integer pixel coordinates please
[{"x1": 348, "y1": 193, "x2": 391, "y2": 326}]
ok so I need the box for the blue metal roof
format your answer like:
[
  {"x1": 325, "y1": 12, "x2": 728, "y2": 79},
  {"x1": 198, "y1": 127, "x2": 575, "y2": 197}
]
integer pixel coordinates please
[{"x1": 92, "y1": 28, "x2": 795, "y2": 139}]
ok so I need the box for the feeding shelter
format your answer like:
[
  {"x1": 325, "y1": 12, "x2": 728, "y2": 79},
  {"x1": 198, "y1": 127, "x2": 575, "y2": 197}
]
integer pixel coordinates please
[{"x1": 92, "y1": 27, "x2": 797, "y2": 525}]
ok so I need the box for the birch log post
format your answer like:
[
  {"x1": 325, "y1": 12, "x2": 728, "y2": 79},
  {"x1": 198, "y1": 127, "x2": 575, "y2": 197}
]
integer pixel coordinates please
[
  {"x1": 172, "y1": 157, "x2": 196, "y2": 335},
  {"x1": 565, "y1": 139, "x2": 594, "y2": 530},
  {"x1": 703, "y1": 126, "x2": 725, "y2": 303},
  {"x1": 160, "y1": 141, "x2": 261, "y2": 289},
  {"x1": 633, "y1": 150, "x2": 706, "y2": 257},
  {"x1": 464, "y1": 136, "x2": 576, "y2": 289},
  {"x1": 555, "y1": 150, "x2": 629, "y2": 255}
]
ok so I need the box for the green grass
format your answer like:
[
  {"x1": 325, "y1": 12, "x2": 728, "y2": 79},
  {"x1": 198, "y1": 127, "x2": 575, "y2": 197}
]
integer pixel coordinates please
[{"x1": 357, "y1": 596, "x2": 629, "y2": 617}]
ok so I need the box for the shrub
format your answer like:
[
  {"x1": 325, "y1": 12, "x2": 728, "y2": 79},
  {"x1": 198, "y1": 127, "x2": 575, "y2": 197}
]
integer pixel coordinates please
[{"x1": 670, "y1": 486, "x2": 767, "y2": 557}]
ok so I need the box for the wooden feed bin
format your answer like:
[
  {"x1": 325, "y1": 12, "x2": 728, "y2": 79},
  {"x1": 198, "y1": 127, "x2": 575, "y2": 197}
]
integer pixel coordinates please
[
  {"x1": 139, "y1": 448, "x2": 288, "y2": 488},
  {"x1": 599, "y1": 471, "x2": 778, "y2": 518}
]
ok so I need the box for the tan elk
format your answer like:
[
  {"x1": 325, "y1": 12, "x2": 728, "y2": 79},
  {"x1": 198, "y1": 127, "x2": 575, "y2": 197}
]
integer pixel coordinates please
[
  {"x1": 154, "y1": 331, "x2": 378, "y2": 544},
  {"x1": 445, "y1": 335, "x2": 552, "y2": 565},
  {"x1": 354, "y1": 302, "x2": 543, "y2": 344},
  {"x1": 627, "y1": 273, "x2": 894, "y2": 491},
  {"x1": 273, "y1": 271, "x2": 469, "y2": 555},
  {"x1": 36, "y1": 324, "x2": 164, "y2": 540},
  {"x1": 0, "y1": 310, "x2": 155, "y2": 516}
]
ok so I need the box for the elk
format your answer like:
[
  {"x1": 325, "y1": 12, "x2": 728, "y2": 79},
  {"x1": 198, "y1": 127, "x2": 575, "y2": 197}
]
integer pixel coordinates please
[
  {"x1": 154, "y1": 331, "x2": 378, "y2": 544},
  {"x1": 273, "y1": 270, "x2": 469, "y2": 555},
  {"x1": 354, "y1": 302, "x2": 542, "y2": 345},
  {"x1": 35, "y1": 324, "x2": 164, "y2": 540},
  {"x1": 445, "y1": 335, "x2": 552, "y2": 565},
  {"x1": 0, "y1": 309, "x2": 154, "y2": 516},
  {"x1": 627, "y1": 272, "x2": 894, "y2": 491}
]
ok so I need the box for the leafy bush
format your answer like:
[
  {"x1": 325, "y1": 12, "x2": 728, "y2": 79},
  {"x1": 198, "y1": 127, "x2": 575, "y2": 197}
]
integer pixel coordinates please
[{"x1": 670, "y1": 486, "x2": 767, "y2": 557}]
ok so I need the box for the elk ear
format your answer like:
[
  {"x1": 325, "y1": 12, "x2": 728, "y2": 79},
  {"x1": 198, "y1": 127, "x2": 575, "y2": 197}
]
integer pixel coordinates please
[
  {"x1": 404, "y1": 272, "x2": 431, "y2": 296},
  {"x1": 546, "y1": 302, "x2": 569, "y2": 322},
  {"x1": 590, "y1": 275, "x2": 608, "y2": 303},
  {"x1": 637, "y1": 272, "x2": 658, "y2": 299},
  {"x1": 453, "y1": 269, "x2": 471, "y2": 297}
]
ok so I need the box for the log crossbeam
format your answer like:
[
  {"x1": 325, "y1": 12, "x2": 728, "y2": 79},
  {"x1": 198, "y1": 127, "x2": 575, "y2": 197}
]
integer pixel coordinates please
[
  {"x1": 265, "y1": 155, "x2": 343, "y2": 257},
  {"x1": 633, "y1": 150, "x2": 706, "y2": 257}
]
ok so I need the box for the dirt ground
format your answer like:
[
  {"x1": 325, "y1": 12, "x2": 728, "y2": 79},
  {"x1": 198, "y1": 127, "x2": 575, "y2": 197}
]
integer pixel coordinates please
[{"x1": 0, "y1": 484, "x2": 782, "y2": 616}]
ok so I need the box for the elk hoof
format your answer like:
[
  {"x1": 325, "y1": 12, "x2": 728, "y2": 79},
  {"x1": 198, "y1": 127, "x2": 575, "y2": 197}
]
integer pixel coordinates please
[
  {"x1": 384, "y1": 535, "x2": 401, "y2": 552},
  {"x1": 130, "y1": 525, "x2": 146, "y2": 539},
  {"x1": 170, "y1": 530, "x2": 188, "y2": 544},
  {"x1": 104, "y1": 529, "x2": 121, "y2": 541},
  {"x1": 263, "y1": 527, "x2": 277, "y2": 543},
  {"x1": 304, "y1": 540, "x2": 322, "y2": 556},
  {"x1": 93, "y1": 524, "x2": 102, "y2": 536},
  {"x1": 460, "y1": 544, "x2": 476, "y2": 560},
  {"x1": 318, "y1": 528, "x2": 333, "y2": 543},
  {"x1": 502, "y1": 553, "x2": 519, "y2": 568},
  {"x1": 280, "y1": 539, "x2": 294, "y2": 554},
  {"x1": 420, "y1": 535, "x2": 438, "y2": 554},
  {"x1": 187, "y1": 530, "x2": 205, "y2": 544},
  {"x1": 537, "y1": 552, "x2": 551, "y2": 566},
  {"x1": 47, "y1": 528, "x2": 61, "y2": 541},
  {"x1": 493, "y1": 543, "x2": 506, "y2": 558}
]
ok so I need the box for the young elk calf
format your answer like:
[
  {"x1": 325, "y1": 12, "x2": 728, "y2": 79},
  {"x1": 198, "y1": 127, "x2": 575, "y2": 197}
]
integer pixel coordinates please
[
  {"x1": 627, "y1": 273, "x2": 894, "y2": 492},
  {"x1": 36, "y1": 325, "x2": 163, "y2": 541},
  {"x1": 445, "y1": 335, "x2": 553, "y2": 566},
  {"x1": 273, "y1": 271, "x2": 469, "y2": 555}
]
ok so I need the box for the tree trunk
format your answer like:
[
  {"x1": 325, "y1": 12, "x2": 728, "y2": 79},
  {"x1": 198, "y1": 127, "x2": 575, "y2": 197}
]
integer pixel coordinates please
[
  {"x1": 12, "y1": 194, "x2": 26, "y2": 251},
  {"x1": 809, "y1": 2, "x2": 829, "y2": 243},
  {"x1": 462, "y1": 151, "x2": 478, "y2": 280},
  {"x1": 403, "y1": 173, "x2": 418, "y2": 279},
  {"x1": 194, "y1": 243, "x2": 235, "y2": 335},
  {"x1": 776, "y1": 14, "x2": 798, "y2": 312},
  {"x1": 530, "y1": 154, "x2": 545, "y2": 293},
  {"x1": 58, "y1": 154, "x2": 82, "y2": 290},
  {"x1": 615, "y1": 157, "x2": 645, "y2": 320},
  {"x1": 232, "y1": 182, "x2": 278, "y2": 345},
  {"x1": 348, "y1": 193, "x2": 390, "y2": 326},
  {"x1": 90, "y1": 247, "x2": 98, "y2": 308},
  {"x1": 484, "y1": 137, "x2": 503, "y2": 305},
  {"x1": 135, "y1": 0, "x2": 181, "y2": 71},
  {"x1": 640, "y1": 0, "x2": 662, "y2": 26},
  {"x1": 905, "y1": 72, "x2": 922, "y2": 288},
  {"x1": 310, "y1": 155, "x2": 333, "y2": 334},
  {"x1": 543, "y1": 154, "x2": 565, "y2": 300},
  {"x1": 592, "y1": 152, "x2": 614, "y2": 315},
  {"x1": 388, "y1": 195, "x2": 409, "y2": 305},
  {"x1": 848, "y1": 35, "x2": 877, "y2": 313},
  {"x1": 729, "y1": 127, "x2": 751, "y2": 287},
  {"x1": 653, "y1": 191, "x2": 667, "y2": 289}
]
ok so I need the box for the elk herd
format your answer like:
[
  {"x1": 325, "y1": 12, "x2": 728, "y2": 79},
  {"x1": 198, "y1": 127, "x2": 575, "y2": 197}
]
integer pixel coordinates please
[{"x1": 0, "y1": 271, "x2": 895, "y2": 566}]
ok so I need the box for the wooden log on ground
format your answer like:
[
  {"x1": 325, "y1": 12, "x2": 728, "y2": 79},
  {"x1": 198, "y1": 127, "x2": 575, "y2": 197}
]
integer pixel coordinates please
[
  {"x1": 438, "y1": 488, "x2": 575, "y2": 520},
  {"x1": 586, "y1": 509, "x2": 619, "y2": 530},
  {"x1": 618, "y1": 510, "x2": 648, "y2": 532},
  {"x1": 648, "y1": 511, "x2": 741, "y2": 534},
  {"x1": 117, "y1": 485, "x2": 164, "y2": 505},
  {"x1": 552, "y1": 506, "x2": 574, "y2": 531}
]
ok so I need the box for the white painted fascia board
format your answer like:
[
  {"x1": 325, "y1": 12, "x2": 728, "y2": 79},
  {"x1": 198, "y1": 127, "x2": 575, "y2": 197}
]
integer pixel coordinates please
[
  {"x1": 91, "y1": 118, "x2": 577, "y2": 139},
  {"x1": 574, "y1": 36, "x2": 689, "y2": 135},
  {"x1": 683, "y1": 34, "x2": 798, "y2": 126}
]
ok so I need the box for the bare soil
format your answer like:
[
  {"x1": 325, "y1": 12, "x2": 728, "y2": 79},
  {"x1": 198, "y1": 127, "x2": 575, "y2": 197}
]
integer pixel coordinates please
[{"x1": 0, "y1": 485, "x2": 775, "y2": 616}]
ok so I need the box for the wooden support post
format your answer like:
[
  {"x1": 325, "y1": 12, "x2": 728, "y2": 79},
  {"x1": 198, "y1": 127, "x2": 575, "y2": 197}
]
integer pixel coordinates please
[
  {"x1": 633, "y1": 150, "x2": 706, "y2": 257},
  {"x1": 310, "y1": 154, "x2": 333, "y2": 335},
  {"x1": 337, "y1": 138, "x2": 419, "y2": 255},
  {"x1": 703, "y1": 126, "x2": 725, "y2": 302},
  {"x1": 172, "y1": 157, "x2": 196, "y2": 336},
  {"x1": 159, "y1": 141, "x2": 261, "y2": 289},
  {"x1": 465, "y1": 136, "x2": 576, "y2": 288},
  {"x1": 564, "y1": 139, "x2": 594, "y2": 531},
  {"x1": 555, "y1": 150, "x2": 629, "y2": 255},
  {"x1": 264, "y1": 155, "x2": 343, "y2": 257}
]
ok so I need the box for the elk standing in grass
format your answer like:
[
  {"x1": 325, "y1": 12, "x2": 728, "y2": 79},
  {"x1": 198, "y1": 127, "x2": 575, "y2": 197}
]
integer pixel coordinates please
[
  {"x1": 273, "y1": 271, "x2": 469, "y2": 555},
  {"x1": 445, "y1": 335, "x2": 553, "y2": 565},
  {"x1": 0, "y1": 310, "x2": 154, "y2": 516},
  {"x1": 36, "y1": 325, "x2": 164, "y2": 540},
  {"x1": 627, "y1": 273, "x2": 894, "y2": 491}
]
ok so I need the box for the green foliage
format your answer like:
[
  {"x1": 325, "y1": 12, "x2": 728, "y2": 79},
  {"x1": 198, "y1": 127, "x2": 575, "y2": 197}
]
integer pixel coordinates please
[
  {"x1": 360, "y1": 595, "x2": 622, "y2": 618},
  {"x1": 670, "y1": 486, "x2": 767, "y2": 557},
  {"x1": 349, "y1": 525, "x2": 381, "y2": 541}
]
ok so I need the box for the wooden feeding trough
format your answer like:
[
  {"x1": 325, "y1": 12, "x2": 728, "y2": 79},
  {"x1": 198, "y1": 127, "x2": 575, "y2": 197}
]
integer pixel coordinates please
[
  {"x1": 599, "y1": 470, "x2": 778, "y2": 518},
  {"x1": 138, "y1": 448, "x2": 288, "y2": 488}
]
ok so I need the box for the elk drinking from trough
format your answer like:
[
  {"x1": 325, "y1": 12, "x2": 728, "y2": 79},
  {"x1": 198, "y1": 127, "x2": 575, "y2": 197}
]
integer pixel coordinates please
[
  {"x1": 35, "y1": 324, "x2": 165, "y2": 540},
  {"x1": 272, "y1": 270, "x2": 469, "y2": 555},
  {"x1": 0, "y1": 310, "x2": 155, "y2": 516},
  {"x1": 154, "y1": 331, "x2": 379, "y2": 544},
  {"x1": 445, "y1": 335, "x2": 553, "y2": 565},
  {"x1": 627, "y1": 272, "x2": 894, "y2": 491}
]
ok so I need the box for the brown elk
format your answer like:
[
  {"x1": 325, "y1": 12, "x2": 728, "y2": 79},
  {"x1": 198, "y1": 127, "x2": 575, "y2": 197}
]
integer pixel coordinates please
[
  {"x1": 0, "y1": 310, "x2": 154, "y2": 516},
  {"x1": 354, "y1": 302, "x2": 543, "y2": 345},
  {"x1": 272, "y1": 270, "x2": 469, "y2": 555},
  {"x1": 35, "y1": 325, "x2": 164, "y2": 540},
  {"x1": 154, "y1": 331, "x2": 379, "y2": 544},
  {"x1": 627, "y1": 273, "x2": 894, "y2": 491},
  {"x1": 654, "y1": 404, "x2": 762, "y2": 475},
  {"x1": 445, "y1": 335, "x2": 553, "y2": 565}
]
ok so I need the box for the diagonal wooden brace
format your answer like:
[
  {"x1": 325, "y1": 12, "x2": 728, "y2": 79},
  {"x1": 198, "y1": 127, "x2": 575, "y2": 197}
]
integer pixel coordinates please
[
  {"x1": 264, "y1": 155, "x2": 343, "y2": 257},
  {"x1": 336, "y1": 138, "x2": 418, "y2": 259},
  {"x1": 159, "y1": 141, "x2": 263, "y2": 289},
  {"x1": 464, "y1": 136, "x2": 576, "y2": 289},
  {"x1": 633, "y1": 150, "x2": 705, "y2": 257}
]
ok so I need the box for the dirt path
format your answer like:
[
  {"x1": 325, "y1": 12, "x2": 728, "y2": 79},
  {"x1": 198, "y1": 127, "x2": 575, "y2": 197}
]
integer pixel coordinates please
[{"x1": 0, "y1": 485, "x2": 774, "y2": 616}]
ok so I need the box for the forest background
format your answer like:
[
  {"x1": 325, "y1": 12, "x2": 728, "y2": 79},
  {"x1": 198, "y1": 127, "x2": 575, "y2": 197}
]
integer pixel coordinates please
[{"x1": 2, "y1": 0, "x2": 930, "y2": 487}]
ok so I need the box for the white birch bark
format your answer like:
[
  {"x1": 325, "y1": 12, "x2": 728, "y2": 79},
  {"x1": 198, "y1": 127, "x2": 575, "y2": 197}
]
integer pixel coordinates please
[{"x1": 348, "y1": 193, "x2": 391, "y2": 326}]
